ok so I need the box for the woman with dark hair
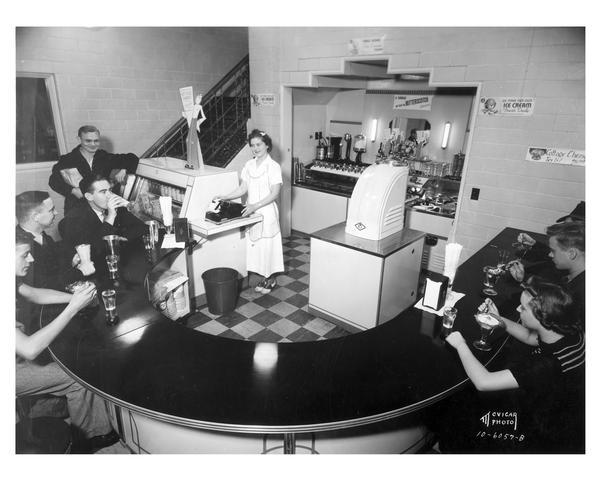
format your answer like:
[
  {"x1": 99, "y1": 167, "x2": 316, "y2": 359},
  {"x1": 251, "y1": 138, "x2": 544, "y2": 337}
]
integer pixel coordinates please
[
  {"x1": 214, "y1": 129, "x2": 284, "y2": 293},
  {"x1": 438, "y1": 277, "x2": 585, "y2": 452}
]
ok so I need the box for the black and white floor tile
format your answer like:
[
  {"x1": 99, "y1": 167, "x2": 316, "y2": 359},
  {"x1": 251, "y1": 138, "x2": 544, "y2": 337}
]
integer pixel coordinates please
[{"x1": 186, "y1": 233, "x2": 351, "y2": 342}]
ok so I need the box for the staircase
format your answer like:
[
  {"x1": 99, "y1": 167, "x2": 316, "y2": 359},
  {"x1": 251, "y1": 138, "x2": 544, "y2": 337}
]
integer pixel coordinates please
[{"x1": 141, "y1": 55, "x2": 250, "y2": 168}]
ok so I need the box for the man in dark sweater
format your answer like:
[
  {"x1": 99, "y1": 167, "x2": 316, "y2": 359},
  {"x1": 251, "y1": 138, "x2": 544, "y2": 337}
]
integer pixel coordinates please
[
  {"x1": 59, "y1": 174, "x2": 146, "y2": 277},
  {"x1": 508, "y1": 221, "x2": 585, "y2": 327},
  {"x1": 15, "y1": 191, "x2": 82, "y2": 290},
  {"x1": 49, "y1": 125, "x2": 139, "y2": 214}
]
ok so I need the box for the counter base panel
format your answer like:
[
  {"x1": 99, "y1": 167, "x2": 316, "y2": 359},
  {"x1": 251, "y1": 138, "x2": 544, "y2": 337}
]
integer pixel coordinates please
[
  {"x1": 307, "y1": 305, "x2": 363, "y2": 333},
  {"x1": 110, "y1": 404, "x2": 430, "y2": 454}
]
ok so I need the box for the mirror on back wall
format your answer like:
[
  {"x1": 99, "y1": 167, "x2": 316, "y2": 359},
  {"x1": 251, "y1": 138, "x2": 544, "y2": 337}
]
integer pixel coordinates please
[{"x1": 359, "y1": 92, "x2": 473, "y2": 165}]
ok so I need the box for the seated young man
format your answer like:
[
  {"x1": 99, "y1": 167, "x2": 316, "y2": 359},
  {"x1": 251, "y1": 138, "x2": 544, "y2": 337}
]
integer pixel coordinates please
[
  {"x1": 15, "y1": 230, "x2": 119, "y2": 452},
  {"x1": 509, "y1": 201, "x2": 584, "y2": 268},
  {"x1": 59, "y1": 174, "x2": 146, "y2": 276},
  {"x1": 16, "y1": 191, "x2": 83, "y2": 290},
  {"x1": 508, "y1": 221, "x2": 585, "y2": 326},
  {"x1": 441, "y1": 278, "x2": 584, "y2": 453}
]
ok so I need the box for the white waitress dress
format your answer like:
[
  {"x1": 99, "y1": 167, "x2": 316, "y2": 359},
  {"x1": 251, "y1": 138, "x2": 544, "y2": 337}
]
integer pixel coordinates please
[{"x1": 241, "y1": 154, "x2": 284, "y2": 278}]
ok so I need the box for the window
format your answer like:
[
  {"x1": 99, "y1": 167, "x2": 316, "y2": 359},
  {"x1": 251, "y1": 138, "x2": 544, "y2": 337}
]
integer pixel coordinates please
[{"x1": 16, "y1": 74, "x2": 65, "y2": 164}]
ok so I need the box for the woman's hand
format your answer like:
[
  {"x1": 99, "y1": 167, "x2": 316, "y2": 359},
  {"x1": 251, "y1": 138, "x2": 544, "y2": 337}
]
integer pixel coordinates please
[
  {"x1": 71, "y1": 187, "x2": 83, "y2": 199},
  {"x1": 242, "y1": 203, "x2": 259, "y2": 217},
  {"x1": 507, "y1": 260, "x2": 525, "y2": 282},
  {"x1": 477, "y1": 298, "x2": 499, "y2": 316},
  {"x1": 446, "y1": 331, "x2": 466, "y2": 349}
]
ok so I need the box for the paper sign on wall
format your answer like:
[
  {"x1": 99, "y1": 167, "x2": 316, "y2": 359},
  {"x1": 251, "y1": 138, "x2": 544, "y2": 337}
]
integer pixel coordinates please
[
  {"x1": 526, "y1": 147, "x2": 585, "y2": 167},
  {"x1": 179, "y1": 86, "x2": 194, "y2": 112},
  {"x1": 251, "y1": 94, "x2": 276, "y2": 107},
  {"x1": 348, "y1": 36, "x2": 385, "y2": 55},
  {"x1": 479, "y1": 97, "x2": 535, "y2": 116},
  {"x1": 393, "y1": 95, "x2": 433, "y2": 111}
]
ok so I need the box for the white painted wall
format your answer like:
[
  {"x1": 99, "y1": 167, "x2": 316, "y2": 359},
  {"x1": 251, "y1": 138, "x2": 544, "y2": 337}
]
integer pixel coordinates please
[
  {"x1": 16, "y1": 27, "x2": 249, "y2": 233},
  {"x1": 16, "y1": 27, "x2": 248, "y2": 155},
  {"x1": 248, "y1": 26, "x2": 585, "y2": 260},
  {"x1": 292, "y1": 104, "x2": 327, "y2": 164}
]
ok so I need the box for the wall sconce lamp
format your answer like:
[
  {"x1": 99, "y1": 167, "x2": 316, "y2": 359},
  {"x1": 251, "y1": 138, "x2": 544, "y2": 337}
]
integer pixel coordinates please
[
  {"x1": 441, "y1": 122, "x2": 451, "y2": 149},
  {"x1": 370, "y1": 118, "x2": 378, "y2": 142}
]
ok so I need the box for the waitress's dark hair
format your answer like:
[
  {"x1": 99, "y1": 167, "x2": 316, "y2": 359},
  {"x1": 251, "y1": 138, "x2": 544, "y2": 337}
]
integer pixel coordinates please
[
  {"x1": 248, "y1": 129, "x2": 272, "y2": 153},
  {"x1": 522, "y1": 276, "x2": 580, "y2": 334}
]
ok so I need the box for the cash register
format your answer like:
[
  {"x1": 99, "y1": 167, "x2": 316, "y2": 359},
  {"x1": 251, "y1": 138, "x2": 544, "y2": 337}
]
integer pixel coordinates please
[{"x1": 205, "y1": 200, "x2": 245, "y2": 224}]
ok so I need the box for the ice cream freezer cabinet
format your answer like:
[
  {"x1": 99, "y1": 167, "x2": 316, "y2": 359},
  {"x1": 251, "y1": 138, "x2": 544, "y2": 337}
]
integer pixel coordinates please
[
  {"x1": 309, "y1": 164, "x2": 425, "y2": 331},
  {"x1": 126, "y1": 157, "x2": 259, "y2": 302},
  {"x1": 309, "y1": 224, "x2": 424, "y2": 331}
]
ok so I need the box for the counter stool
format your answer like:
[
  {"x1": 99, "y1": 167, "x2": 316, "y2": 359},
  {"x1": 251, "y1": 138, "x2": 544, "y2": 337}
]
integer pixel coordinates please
[{"x1": 16, "y1": 396, "x2": 72, "y2": 454}]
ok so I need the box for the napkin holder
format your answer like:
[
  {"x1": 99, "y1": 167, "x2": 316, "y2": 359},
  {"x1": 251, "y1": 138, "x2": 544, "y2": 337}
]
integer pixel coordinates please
[{"x1": 422, "y1": 272, "x2": 449, "y2": 311}]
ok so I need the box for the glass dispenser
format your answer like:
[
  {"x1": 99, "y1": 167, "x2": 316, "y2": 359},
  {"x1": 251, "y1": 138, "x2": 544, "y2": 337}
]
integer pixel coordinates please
[{"x1": 353, "y1": 133, "x2": 366, "y2": 164}]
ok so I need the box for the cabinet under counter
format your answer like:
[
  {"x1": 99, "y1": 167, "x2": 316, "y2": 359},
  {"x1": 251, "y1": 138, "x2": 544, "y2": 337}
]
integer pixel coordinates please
[
  {"x1": 291, "y1": 185, "x2": 349, "y2": 234},
  {"x1": 308, "y1": 223, "x2": 425, "y2": 332}
]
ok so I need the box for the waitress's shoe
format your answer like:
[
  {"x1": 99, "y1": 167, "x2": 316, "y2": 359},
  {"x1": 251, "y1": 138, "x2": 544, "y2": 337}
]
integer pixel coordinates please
[
  {"x1": 260, "y1": 278, "x2": 277, "y2": 294},
  {"x1": 255, "y1": 280, "x2": 267, "y2": 293}
]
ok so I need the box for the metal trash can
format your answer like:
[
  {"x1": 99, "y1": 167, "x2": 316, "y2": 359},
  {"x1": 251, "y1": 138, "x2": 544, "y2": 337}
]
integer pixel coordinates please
[{"x1": 201, "y1": 268, "x2": 239, "y2": 315}]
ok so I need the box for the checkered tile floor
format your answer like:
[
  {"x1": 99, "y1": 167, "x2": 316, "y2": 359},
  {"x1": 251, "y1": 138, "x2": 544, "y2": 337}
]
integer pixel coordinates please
[{"x1": 186, "y1": 233, "x2": 351, "y2": 342}]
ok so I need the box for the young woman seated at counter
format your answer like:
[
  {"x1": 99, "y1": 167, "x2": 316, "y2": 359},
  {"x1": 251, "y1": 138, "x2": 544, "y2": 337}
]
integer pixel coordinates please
[{"x1": 439, "y1": 277, "x2": 585, "y2": 453}]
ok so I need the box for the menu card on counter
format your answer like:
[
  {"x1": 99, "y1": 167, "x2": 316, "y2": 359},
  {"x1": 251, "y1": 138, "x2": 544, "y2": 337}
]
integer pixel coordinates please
[{"x1": 414, "y1": 290, "x2": 465, "y2": 316}]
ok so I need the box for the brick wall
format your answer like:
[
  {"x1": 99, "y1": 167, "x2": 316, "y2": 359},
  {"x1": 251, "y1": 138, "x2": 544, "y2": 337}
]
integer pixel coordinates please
[
  {"x1": 248, "y1": 26, "x2": 585, "y2": 259},
  {"x1": 16, "y1": 27, "x2": 248, "y2": 155}
]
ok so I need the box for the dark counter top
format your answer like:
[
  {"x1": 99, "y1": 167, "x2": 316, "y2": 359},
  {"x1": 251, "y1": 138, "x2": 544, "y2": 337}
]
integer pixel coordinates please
[
  {"x1": 311, "y1": 223, "x2": 426, "y2": 258},
  {"x1": 293, "y1": 180, "x2": 353, "y2": 198},
  {"x1": 42, "y1": 228, "x2": 531, "y2": 434},
  {"x1": 407, "y1": 205, "x2": 455, "y2": 220}
]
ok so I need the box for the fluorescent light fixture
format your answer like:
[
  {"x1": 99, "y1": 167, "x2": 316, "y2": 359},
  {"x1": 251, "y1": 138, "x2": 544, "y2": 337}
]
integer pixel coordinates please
[
  {"x1": 370, "y1": 118, "x2": 378, "y2": 142},
  {"x1": 441, "y1": 122, "x2": 451, "y2": 149}
]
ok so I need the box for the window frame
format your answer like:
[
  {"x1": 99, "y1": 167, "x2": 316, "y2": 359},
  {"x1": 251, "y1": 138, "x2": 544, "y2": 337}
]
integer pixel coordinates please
[{"x1": 16, "y1": 72, "x2": 67, "y2": 171}]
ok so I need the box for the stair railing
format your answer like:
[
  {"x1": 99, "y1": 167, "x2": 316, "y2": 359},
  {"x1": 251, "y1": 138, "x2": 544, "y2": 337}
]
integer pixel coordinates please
[{"x1": 141, "y1": 54, "x2": 250, "y2": 168}]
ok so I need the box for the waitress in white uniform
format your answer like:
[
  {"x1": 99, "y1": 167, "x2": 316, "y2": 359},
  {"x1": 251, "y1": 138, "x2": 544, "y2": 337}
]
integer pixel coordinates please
[{"x1": 214, "y1": 129, "x2": 284, "y2": 293}]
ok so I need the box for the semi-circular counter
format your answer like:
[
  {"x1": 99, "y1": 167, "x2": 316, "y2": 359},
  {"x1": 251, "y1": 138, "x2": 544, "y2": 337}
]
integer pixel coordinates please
[{"x1": 41, "y1": 228, "x2": 534, "y2": 454}]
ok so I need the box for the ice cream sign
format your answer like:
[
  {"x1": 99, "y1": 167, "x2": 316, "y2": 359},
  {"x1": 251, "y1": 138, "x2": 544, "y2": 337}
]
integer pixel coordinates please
[{"x1": 479, "y1": 97, "x2": 535, "y2": 116}]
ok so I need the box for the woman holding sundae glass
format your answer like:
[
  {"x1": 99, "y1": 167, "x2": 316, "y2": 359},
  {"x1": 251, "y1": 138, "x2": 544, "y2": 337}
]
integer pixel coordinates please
[{"x1": 435, "y1": 276, "x2": 584, "y2": 452}]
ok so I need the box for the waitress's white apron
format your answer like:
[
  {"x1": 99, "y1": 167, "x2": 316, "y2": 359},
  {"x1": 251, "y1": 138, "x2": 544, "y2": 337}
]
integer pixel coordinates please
[{"x1": 244, "y1": 156, "x2": 284, "y2": 278}]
